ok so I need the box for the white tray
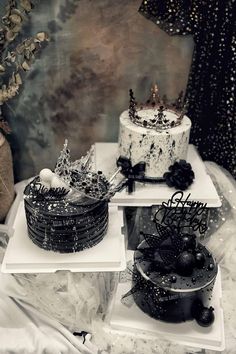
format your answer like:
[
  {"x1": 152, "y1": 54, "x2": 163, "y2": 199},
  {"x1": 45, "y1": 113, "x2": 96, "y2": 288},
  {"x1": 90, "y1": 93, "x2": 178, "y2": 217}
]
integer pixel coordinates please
[
  {"x1": 1, "y1": 201, "x2": 126, "y2": 273},
  {"x1": 95, "y1": 143, "x2": 221, "y2": 207},
  {"x1": 108, "y1": 254, "x2": 225, "y2": 351}
]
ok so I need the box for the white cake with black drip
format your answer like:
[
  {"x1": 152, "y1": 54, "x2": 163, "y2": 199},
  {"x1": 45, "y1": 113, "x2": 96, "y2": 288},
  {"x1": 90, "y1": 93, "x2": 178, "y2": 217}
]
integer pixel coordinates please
[{"x1": 118, "y1": 85, "x2": 191, "y2": 177}]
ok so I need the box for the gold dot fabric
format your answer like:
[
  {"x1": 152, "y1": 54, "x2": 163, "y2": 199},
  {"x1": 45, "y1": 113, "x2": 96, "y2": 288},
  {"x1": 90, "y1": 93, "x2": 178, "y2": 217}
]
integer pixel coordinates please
[{"x1": 139, "y1": 0, "x2": 236, "y2": 177}]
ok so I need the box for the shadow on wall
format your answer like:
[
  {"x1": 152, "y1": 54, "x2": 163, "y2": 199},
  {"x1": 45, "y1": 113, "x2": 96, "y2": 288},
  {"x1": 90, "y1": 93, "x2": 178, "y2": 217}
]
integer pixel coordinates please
[{"x1": 3, "y1": 0, "x2": 194, "y2": 181}]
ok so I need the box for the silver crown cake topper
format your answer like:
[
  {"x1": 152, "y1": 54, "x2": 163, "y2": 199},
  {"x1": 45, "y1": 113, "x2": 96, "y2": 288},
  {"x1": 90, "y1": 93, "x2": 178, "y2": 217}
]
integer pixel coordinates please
[
  {"x1": 129, "y1": 84, "x2": 188, "y2": 130},
  {"x1": 35, "y1": 140, "x2": 124, "y2": 202}
]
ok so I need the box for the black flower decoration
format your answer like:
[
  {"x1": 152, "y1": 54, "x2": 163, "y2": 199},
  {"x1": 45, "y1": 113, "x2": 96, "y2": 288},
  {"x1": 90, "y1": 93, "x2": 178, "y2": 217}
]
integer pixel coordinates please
[{"x1": 163, "y1": 160, "x2": 195, "y2": 190}]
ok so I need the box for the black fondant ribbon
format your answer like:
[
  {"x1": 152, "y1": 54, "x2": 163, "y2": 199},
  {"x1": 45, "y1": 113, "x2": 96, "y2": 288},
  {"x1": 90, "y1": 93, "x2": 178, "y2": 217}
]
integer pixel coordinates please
[
  {"x1": 117, "y1": 156, "x2": 164, "y2": 193},
  {"x1": 116, "y1": 156, "x2": 194, "y2": 193}
]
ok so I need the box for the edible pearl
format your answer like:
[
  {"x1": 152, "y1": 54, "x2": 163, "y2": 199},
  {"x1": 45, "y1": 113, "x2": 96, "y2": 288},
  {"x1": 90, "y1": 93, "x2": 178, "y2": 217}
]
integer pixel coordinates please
[
  {"x1": 39, "y1": 168, "x2": 54, "y2": 183},
  {"x1": 50, "y1": 175, "x2": 68, "y2": 189}
]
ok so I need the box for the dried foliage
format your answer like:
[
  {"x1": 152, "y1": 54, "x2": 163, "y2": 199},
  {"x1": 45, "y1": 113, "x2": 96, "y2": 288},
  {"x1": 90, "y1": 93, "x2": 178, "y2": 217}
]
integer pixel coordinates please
[{"x1": 0, "y1": 0, "x2": 49, "y2": 134}]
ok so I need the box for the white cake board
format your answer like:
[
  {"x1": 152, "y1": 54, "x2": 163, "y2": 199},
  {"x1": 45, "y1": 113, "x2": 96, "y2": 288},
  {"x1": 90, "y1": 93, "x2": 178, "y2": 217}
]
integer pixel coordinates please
[
  {"x1": 95, "y1": 143, "x2": 221, "y2": 207},
  {"x1": 107, "y1": 253, "x2": 225, "y2": 352},
  {"x1": 1, "y1": 202, "x2": 126, "y2": 273}
]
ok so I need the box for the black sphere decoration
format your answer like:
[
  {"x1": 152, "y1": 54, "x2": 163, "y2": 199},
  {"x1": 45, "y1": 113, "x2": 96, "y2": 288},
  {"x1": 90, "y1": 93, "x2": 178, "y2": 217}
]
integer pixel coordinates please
[
  {"x1": 208, "y1": 263, "x2": 214, "y2": 271},
  {"x1": 182, "y1": 234, "x2": 197, "y2": 251},
  {"x1": 170, "y1": 275, "x2": 177, "y2": 283},
  {"x1": 195, "y1": 252, "x2": 206, "y2": 269},
  {"x1": 196, "y1": 306, "x2": 215, "y2": 327},
  {"x1": 176, "y1": 251, "x2": 196, "y2": 276},
  {"x1": 163, "y1": 160, "x2": 195, "y2": 190}
]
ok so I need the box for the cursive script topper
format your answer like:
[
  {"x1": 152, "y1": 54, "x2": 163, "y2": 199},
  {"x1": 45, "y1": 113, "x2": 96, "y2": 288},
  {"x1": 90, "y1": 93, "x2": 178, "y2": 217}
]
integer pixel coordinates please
[{"x1": 154, "y1": 191, "x2": 208, "y2": 235}]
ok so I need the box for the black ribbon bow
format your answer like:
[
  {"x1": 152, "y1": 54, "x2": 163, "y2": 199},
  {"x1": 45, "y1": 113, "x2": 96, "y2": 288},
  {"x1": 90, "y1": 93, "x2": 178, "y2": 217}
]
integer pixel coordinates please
[
  {"x1": 116, "y1": 156, "x2": 194, "y2": 194},
  {"x1": 117, "y1": 156, "x2": 146, "y2": 193}
]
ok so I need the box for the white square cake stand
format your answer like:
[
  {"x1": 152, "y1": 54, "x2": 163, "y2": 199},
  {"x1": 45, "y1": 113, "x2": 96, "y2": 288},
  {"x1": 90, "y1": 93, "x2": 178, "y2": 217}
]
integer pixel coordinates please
[
  {"x1": 1, "y1": 201, "x2": 126, "y2": 273},
  {"x1": 106, "y1": 252, "x2": 225, "y2": 352},
  {"x1": 94, "y1": 143, "x2": 221, "y2": 207}
]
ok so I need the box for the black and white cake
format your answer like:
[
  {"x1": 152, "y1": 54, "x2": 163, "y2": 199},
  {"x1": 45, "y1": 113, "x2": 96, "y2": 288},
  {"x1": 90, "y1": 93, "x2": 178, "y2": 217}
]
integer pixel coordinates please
[
  {"x1": 131, "y1": 223, "x2": 217, "y2": 327},
  {"x1": 24, "y1": 141, "x2": 114, "y2": 253},
  {"x1": 118, "y1": 85, "x2": 191, "y2": 178}
]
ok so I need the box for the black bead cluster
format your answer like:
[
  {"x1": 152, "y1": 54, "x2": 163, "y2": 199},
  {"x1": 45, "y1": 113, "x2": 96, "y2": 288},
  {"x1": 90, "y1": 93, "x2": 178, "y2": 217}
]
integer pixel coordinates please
[
  {"x1": 70, "y1": 170, "x2": 110, "y2": 200},
  {"x1": 140, "y1": 225, "x2": 215, "y2": 281},
  {"x1": 163, "y1": 160, "x2": 195, "y2": 190},
  {"x1": 175, "y1": 234, "x2": 209, "y2": 276}
]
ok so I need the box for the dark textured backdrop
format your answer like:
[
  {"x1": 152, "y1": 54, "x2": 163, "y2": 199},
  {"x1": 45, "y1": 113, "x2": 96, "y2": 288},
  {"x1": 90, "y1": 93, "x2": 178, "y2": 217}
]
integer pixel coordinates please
[{"x1": 2, "y1": 0, "x2": 194, "y2": 181}]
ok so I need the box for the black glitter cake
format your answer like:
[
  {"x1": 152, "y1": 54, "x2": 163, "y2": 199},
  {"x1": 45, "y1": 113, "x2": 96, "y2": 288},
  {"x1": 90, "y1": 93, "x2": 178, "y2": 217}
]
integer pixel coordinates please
[
  {"x1": 23, "y1": 141, "x2": 113, "y2": 253},
  {"x1": 131, "y1": 223, "x2": 217, "y2": 327},
  {"x1": 24, "y1": 176, "x2": 109, "y2": 253}
]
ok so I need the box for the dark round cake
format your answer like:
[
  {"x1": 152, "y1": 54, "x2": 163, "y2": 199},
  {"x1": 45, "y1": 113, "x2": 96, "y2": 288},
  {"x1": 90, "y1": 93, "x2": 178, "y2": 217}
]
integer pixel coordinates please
[
  {"x1": 132, "y1": 235, "x2": 217, "y2": 326},
  {"x1": 24, "y1": 176, "x2": 109, "y2": 253}
]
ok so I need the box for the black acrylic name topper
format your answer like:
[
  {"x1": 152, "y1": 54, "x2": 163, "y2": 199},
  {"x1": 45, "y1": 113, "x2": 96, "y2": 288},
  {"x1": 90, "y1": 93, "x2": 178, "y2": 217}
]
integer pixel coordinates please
[
  {"x1": 154, "y1": 191, "x2": 208, "y2": 235},
  {"x1": 31, "y1": 179, "x2": 69, "y2": 201}
]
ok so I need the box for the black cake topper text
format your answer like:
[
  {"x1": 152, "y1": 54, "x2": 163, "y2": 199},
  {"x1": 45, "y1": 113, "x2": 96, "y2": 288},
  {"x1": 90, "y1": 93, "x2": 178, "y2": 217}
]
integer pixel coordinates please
[{"x1": 154, "y1": 191, "x2": 208, "y2": 234}]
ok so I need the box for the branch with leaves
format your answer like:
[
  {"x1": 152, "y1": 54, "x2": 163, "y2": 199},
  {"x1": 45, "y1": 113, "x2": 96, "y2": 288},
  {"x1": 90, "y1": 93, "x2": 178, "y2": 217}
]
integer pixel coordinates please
[
  {"x1": 0, "y1": 31, "x2": 49, "y2": 104},
  {"x1": 0, "y1": 0, "x2": 49, "y2": 134},
  {"x1": 1, "y1": 0, "x2": 35, "y2": 46}
]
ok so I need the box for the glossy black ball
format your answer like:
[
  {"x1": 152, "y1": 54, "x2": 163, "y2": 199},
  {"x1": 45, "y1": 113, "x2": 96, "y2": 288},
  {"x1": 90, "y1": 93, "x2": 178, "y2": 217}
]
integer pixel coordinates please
[
  {"x1": 182, "y1": 234, "x2": 197, "y2": 251},
  {"x1": 195, "y1": 252, "x2": 206, "y2": 268},
  {"x1": 208, "y1": 263, "x2": 215, "y2": 271},
  {"x1": 176, "y1": 251, "x2": 196, "y2": 276},
  {"x1": 170, "y1": 275, "x2": 177, "y2": 283},
  {"x1": 196, "y1": 307, "x2": 215, "y2": 327}
]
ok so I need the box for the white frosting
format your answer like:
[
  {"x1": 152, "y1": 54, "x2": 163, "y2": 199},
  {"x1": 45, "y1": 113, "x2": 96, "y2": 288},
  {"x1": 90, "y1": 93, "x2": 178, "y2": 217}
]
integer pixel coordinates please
[{"x1": 118, "y1": 110, "x2": 191, "y2": 177}]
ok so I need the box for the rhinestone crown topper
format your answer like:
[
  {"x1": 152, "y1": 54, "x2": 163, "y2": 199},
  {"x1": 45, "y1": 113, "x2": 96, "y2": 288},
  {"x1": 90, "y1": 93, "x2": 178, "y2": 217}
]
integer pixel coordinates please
[
  {"x1": 129, "y1": 84, "x2": 188, "y2": 130},
  {"x1": 34, "y1": 140, "x2": 121, "y2": 202},
  {"x1": 54, "y1": 140, "x2": 114, "y2": 201}
]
